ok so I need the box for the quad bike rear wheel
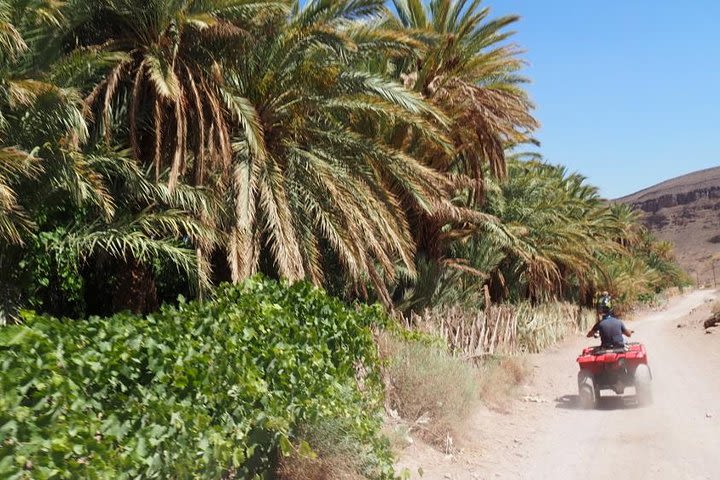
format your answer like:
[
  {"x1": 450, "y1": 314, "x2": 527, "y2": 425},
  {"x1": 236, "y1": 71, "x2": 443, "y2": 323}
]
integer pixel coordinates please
[
  {"x1": 634, "y1": 364, "x2": 652, "y2": 406},
  {"x1": 578, "y1": 369, "x2": 596, "y2": 409}
]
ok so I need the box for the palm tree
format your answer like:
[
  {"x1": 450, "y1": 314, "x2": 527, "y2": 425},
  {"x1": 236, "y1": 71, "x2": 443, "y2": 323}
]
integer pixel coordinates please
[
  {"x1": 592, "y1": 218, "x2": 689, "y2": 312},
  {"x1": 53, "y1": 149, "x2": 219, "y2": 314},
  {"x1": 49, "y1": 0, "x2": 458, "y2": 305},
  {"x1": 493, "y1": 160, "x2": 607, "y2": 301},
  {"x1": 222, "y1": 0, "x2": 456, "y2": 304},
  {"x1": 0, "y1": 0, "x2": 98, "y2": 244},
  {"x1": 399, "y1": 157, "x2": 631, "y2": 310},
  {"x1": 0, "y1": 1, "x2": 220, "y2": 317},
  {"x1": 374, "y1": 0, "x2": 540, "y2": 287},
  {"x1": 0, "y1": 0, "x2": 25, "y2": 61},
  {"x1": 0, "y1": 146, "x2": 219, "y2": 317},
  {"x1": 51, "y1": 0, "x2": 286, "y2": 188},
  {"x1": 388, "y1": 0, "x2": 538, "y2": 191}
]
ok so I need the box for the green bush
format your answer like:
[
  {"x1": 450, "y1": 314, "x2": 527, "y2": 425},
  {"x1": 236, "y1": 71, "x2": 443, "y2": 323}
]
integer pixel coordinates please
[{"x1": 0, "y1": 277, "x2": 394, "y2": 479}]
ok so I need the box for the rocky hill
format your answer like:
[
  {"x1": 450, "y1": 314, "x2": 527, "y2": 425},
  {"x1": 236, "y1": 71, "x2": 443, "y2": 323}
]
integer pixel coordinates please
[{"x1": 616, "y1": 166, "x2": 720, "y2": 286}]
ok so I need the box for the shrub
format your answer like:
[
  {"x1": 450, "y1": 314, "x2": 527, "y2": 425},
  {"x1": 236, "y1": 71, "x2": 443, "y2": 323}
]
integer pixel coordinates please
[
  {"x1": 379, "y1": 334, "x2": 477, "y2": 448},
  {"x1": 276, "y1": 418, "x2": 386, "y2": 480},
  {"x1": 0, "y1": 277, "x2": 394, "y2": 479},
  {"x1": 476, "y1": 356, "x2": 529, "y2": 410}
]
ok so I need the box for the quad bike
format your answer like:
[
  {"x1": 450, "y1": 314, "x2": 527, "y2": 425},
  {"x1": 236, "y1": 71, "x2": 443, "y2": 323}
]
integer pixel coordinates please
[{"x1": 576, "y1": 341, "x2": 652, "y2": 409}]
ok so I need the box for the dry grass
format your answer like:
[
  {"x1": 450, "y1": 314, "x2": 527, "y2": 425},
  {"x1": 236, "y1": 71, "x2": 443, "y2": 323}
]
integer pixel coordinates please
[
  {"x1": 476, "y1": 356, "x2": 530, "y2": 411},
  {"x1": 275, "y1": 421, "x2": 371, "y2": 480},
  {"x1": 382, "y1": 420, "x2": 411, "y2": 453},
  {"x1": 379, "y1": 333, "x2": 478, "y2": 449},
  {"x1": 277, "y1": 453, "x2": 364, "y2": 480},
  {"x1": 711, "y1": 300, "x2": 720, "y2": 315},
  {"x1": 379, "y1": 332, "x2": 532, "y2": 451}
]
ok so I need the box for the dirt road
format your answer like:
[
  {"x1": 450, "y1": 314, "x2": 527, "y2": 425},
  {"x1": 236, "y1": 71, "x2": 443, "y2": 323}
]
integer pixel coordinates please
[{"x1": 398, "y1": 290, "x2": 720, "y2": 480}]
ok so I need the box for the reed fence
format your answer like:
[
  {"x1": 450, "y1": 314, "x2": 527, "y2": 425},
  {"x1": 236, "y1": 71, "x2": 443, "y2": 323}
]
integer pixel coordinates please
[{"x1": 400, "y1": 303, "x2": 595, "y2": 359}]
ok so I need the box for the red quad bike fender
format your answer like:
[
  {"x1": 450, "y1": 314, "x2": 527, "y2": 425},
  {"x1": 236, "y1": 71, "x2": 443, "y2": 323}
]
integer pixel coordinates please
[{"x1": 576, "y1": 343, "x2": 651, "y2": 377}]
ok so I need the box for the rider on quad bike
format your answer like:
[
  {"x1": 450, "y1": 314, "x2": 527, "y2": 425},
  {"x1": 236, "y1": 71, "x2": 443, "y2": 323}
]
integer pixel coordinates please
[
  {"x1": 586, "y1": 292, "x2": 634, "y2": 348},
  {"x1": 576, "y1": 292, "x2": 652, "y2": 408}
]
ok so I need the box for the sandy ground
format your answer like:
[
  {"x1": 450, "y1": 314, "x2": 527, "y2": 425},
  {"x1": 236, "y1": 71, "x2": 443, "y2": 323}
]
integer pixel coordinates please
[{"x1": 396, "y1": 289, "x2": 720, "y2": 480}]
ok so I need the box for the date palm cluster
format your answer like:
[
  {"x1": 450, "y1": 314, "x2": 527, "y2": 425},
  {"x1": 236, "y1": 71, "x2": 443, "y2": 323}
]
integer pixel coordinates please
[{"x1": 0, "y1": 0, "x2": 684, "y2": 316}]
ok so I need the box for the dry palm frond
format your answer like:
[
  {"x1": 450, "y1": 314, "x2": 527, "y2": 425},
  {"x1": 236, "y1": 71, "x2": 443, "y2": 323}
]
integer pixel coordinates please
[
  {"x1": 69, "y1": 0, "x2": 286, "y2": 186},
  {"x1": 0, "y1": 147, "x2": 40, "y2": 244},
  {"x1": 0, "y1": 1, "x2": 25, "y2": 58}
]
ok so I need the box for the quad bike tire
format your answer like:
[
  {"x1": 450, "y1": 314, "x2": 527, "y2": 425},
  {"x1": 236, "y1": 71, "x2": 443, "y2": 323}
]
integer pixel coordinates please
[
  {"x1": 634, "y1": 364, "x2": 652, "y2": 406},
  {"x1": 578, "y1": 369, "x2": 596, "y2": 409}
]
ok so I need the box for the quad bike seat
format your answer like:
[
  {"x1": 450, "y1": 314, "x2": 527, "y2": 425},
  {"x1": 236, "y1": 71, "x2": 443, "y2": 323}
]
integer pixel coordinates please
[
  {"x1": 587, "y1": 341, "x2": 641, "y2": 355},
  {"x1": 591, "y1": 345, "x2": 628, "y2": 355}
]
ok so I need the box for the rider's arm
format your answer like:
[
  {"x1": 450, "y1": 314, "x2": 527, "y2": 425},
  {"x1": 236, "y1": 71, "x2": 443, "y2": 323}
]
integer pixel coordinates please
[
  {"x1": 586, "y1": 323, "x2": 599, "y2": 338},
  {"x1": 621, "y1": 323, "x2": 633, "y2": 337}
]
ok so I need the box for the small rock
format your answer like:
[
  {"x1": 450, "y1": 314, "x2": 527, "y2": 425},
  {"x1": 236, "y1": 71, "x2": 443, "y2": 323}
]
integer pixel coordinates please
[
  {"x1": 676, "y1": 324, "x2": 684, "y2": 328},
  {"x1": 706, "y1": 412, "x2": 713, "y2": 418},
  {"x1": 706, "y1": 330, "x2": 713, "y2": 335},
  {"x1": 522, "y1": 395, "x2": 548, "y2": 403}
]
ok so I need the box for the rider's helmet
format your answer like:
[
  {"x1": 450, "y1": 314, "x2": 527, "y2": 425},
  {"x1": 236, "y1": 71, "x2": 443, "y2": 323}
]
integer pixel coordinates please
[{"x1": 596, "y1": 291, "x2": 613, "y2": 316}]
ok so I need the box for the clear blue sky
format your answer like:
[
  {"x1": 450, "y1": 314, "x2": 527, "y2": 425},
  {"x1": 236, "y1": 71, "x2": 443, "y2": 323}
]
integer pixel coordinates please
[{"x1": 486, "y1": 1, "x2": 720, "y2": 198}]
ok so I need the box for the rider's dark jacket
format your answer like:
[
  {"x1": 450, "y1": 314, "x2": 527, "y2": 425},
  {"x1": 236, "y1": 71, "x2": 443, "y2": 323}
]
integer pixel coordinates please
[{"x1": 590, "y1": 315, "x2": 627, "y2": 348}]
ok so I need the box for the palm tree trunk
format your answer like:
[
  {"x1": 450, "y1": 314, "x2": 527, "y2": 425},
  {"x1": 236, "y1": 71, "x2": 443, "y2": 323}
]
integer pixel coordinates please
[{"x1": 112, "y1": 257, "x2": 158, "y2": 314}]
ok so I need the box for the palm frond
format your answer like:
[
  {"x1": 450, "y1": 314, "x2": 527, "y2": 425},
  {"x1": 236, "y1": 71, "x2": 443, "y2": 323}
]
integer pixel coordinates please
[
  {"x1": 61, "y1": 223, "x2": 210, "y2": 291},
  {"x1": 339, "y1": 71, "x2": 448, "y2": 125},
  {"x1": 221, "y1": 86, "x2": 267, "y2": 161},
  {"x1": 145, "y1": 51, "x2": 180, "y2": 100}
]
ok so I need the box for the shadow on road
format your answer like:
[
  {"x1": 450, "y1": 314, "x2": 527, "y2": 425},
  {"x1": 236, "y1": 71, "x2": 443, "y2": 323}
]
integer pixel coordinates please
[{"x1": 555, "y1": 394, "x2": 642, "y2": 411}]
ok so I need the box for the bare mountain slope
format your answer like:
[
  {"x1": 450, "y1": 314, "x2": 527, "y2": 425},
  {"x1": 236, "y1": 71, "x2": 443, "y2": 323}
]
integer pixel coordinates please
[{"x1": 616, "y1": 166, "x2": 720, "y2": 285}]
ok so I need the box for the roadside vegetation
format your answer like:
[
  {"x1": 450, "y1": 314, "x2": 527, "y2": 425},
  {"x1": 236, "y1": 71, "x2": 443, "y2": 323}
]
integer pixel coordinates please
[
  {"x1": 380, "y1": 332, "x2": 479, "y2": 448},
  {"x1": 0, "y1": 279, "x2": 395, "y2": 479},
  {"x1": 0, "y1": 0, "x2": 689, "y2": 477}
]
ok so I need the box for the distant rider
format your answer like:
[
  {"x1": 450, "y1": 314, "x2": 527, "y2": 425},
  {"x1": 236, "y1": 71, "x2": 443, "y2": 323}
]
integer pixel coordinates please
[{"x1": 586, "y1": 292, "x2": 633, "y2": 349}]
